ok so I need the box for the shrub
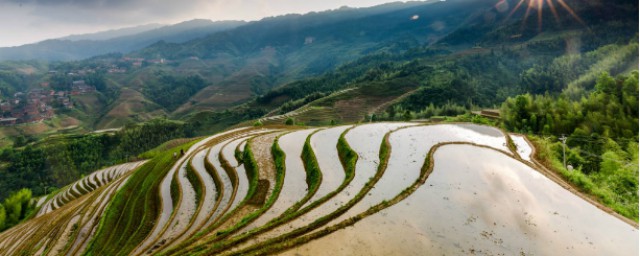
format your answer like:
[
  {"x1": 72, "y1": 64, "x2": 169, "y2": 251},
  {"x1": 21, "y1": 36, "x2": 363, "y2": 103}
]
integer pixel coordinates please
[{"x1": 284, "y1": 118, "x2": 294, "y2": 126}]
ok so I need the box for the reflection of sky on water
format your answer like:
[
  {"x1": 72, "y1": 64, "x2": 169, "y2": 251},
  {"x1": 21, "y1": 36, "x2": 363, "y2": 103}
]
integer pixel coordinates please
[{"x1": 285, "y1": 144, "x2": 637, "y2": 256}]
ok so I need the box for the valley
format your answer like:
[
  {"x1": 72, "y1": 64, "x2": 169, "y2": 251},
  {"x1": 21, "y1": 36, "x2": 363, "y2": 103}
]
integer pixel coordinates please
[
  {"x1": 0, "y1": 123, "x2": 635, "y2": 255},
  {"x1": 0, "y1": 0, "x2": 637, "y2": 254}
]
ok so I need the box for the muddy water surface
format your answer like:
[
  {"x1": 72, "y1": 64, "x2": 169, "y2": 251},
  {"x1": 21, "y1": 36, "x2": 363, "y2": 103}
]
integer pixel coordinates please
[
  {"x1": 511, "y1": 134, "x2": 533, "y2": 162},
  {"x1": 274, "y1": 129, "x2": 319, "y2": 211},
  {"x1": 182, "y1": 149, "x2": 218, "y2": 238},
  {"x1": 204, "y1": 140, "x2": 235, "y2": 227},
  {"x1": 302, "y1": 125, "x2": 351, "y2": 207},
  {"x1": 283, "y1": 145, "x2": 638, "y2": 256},
  {"x1": 223, "y1": 134, "x2": 264, "y2": 214},
  {"x1": 329, "y1": 124, "x2": 510, "y2": 225},
  {"x1": 237, "y1": 132, "x2": 285, "y2": 234}
]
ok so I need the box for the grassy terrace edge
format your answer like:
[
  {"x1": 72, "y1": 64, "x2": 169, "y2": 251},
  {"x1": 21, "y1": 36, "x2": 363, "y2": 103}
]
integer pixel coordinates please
[
  {"x1": 246, "y1": 139, "x2": 527, "y2": 255},
  {"x1": 183, "y1": 129, "x2": 331, "y2": 255},
  {"x1": 188, "y1": 126, "x2": 360, "y2": 255},
  {"x1": 232, "y1": 126, "x2": 391, "y2": 256},
  {"x1": 82, "y1": 139, "x2": 200, "y2": 256},
  {"x1": 528, "y1": 136, "x2": 639, "y2": 224},
  {"x1": 160, "y1": 134, "x2": 245, "y2": 255},
  {"x1": 26, "y1": 122, "x2": 635, "y2": 255},
  {"x1": 176, "y1": 132, "x2": 287, "y2": 256}
]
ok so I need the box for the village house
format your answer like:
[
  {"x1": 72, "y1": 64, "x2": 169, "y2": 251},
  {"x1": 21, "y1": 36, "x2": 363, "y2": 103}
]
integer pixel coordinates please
[
  {"x1": 1, "y1": 102, "x2": 12, "y2": 112},
  {"x1": 0, "y1": 118, "x2": 17, "y2": 125},
  {"x1": 70, "y1": 80, "x2": 96, "y2": 95},
  {"x1": 0, "y1": 88, "x2": 69, "y2": 125}
]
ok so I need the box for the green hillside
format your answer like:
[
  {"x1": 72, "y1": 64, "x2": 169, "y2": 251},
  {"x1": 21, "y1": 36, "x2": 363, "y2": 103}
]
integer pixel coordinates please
[{"x1": 0, "y1": 0, "x2": 637, "y2": 253}]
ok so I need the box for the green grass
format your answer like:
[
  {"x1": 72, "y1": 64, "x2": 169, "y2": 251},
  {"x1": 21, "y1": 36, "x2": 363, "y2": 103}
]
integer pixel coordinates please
[
  {"x1": 171, "y1": 131, "x2": 323, "y2": 255},
  {"x1": 530, "y1": 136, "x2": 639, "y2": 222},
  {"x1": 193, "y1": 142, "x2": 242, "y2": 240},
  {"x1": 242, "y1": 141, "x2": 260, "y2": 203},
  {"x1": 337, "y1": 129, "x2": 358, "y2": 177},
  {"x1": 170, "y1": 177, "x2": 179, "y2": 211},
  {"x1": 301, "y1": 134, "x2": 322, "y2": 193},
  {"x1": 505, "y1": 132, "x2": 518, "y2": 156},
  {"x1": 157, "y1": 140, "x2": 243, "y2": 256},
  {"x1": 234, "y1": 145, "x2": 244, "y2": 165},
  {"x1": 185, "y1": 135, "x2": 289, "y2": 256},
  {"x1": 82, "y1": 139, "x2": 199, "y2": 256},
  {"x1": 240, "y1": 129, "x2": 390, "y2": 255},
  {"x1": 138, "y1": 138, "x2": 198, "y2": 159},
  {"x1": 166, "y1": 139, "x2": 264, "y2": 254},
  {"x1": 222, "y1": 145, "x2": 239, "y2": 187},
  {"x1": 271, "y1": 137, "x2": 286, "y2": 178},
  {"x1": 203, "y1": 149, "x2": 223, "y2": 201},
  {"x1": 186, "y1": 162, "x2": 204, "y2": 210}
]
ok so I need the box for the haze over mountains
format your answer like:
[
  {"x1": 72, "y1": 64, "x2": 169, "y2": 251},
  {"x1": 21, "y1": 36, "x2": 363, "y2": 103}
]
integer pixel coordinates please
[
  {"x1": 0, "y1": 0, "x2": 635, "y2": 132},
  {"x1": 0, "y1": 19, "x2": 246, "y2": 61},
  {"x1": 59, "y1": 23, "x2": 166, "y2": 41}
]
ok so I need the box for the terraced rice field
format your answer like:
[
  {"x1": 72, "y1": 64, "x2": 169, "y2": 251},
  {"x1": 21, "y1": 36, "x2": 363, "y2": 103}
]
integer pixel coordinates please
[
  {"x1": 0, "y1": 161, "x2": 146, "y2": 256},
  {"x1": 0, "y1": 123, "x2": 636, "y2": 255}
]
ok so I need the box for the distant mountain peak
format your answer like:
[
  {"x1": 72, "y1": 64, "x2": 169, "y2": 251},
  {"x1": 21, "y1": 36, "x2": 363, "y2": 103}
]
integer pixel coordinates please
[{"x1": 59, "y1": 23, "x2": 166, "y2": 42}]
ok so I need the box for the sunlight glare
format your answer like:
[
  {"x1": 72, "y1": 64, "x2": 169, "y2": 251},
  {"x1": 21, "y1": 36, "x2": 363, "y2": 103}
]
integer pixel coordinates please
[{"x1": 503, "y1": 0, "x2": 586, "y2": 32}]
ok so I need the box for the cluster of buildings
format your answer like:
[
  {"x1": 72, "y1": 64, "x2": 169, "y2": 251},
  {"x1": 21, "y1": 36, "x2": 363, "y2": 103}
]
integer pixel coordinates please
[
  {"x1": 121, "y1": 57, "x2": 167, "y2": 68},
  {"x1": 0, "y1": 80, "x2": 96, "y2": 126},
  {"x1": 106, "y1": 57, "x2": 168, "y2": 74}
]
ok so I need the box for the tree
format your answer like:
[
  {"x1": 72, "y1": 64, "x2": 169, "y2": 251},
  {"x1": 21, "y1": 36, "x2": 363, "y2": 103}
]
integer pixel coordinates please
[
  {"x1": 3, "y1": 188, "x2": 32, "y2": 227},
  {"x1": 595, "y1": 72, "x2": 617, "y2": 95},
  {"x1": 285, "y1": 117, "x2": 294, "y2": 125},
  {"x1": 402, "y1": 110, "x2": 413, "y2": 121}
]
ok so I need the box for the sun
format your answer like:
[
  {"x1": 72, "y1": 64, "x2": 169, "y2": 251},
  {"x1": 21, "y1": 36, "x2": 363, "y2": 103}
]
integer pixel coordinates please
[{"x1": 497, "y1": 0, "x2": 586, "y2": 32}]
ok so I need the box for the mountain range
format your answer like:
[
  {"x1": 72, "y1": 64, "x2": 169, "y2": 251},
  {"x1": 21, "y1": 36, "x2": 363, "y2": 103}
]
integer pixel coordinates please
[
  {"x1": 0, "y1": 19, "x2": 246, "y2": 61},
  {"x1": 0, "y1": 2, "x2": 636, "y2": 250},
  {"x1": 0, "y1": 0, "x2": 635, "y2": 134}
]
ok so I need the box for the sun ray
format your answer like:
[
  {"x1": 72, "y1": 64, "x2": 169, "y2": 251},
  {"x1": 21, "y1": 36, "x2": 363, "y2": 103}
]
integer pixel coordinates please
[
  {"x1": 504, "y1": 0, "x2": 587, "y2": 32},
  {"x1": 521, "y1": 1, "x2": 534, "y2": 28},
  {"x1": 545, "y1": 0, "x2": 561, "y2": 24},
  {"x1": 556, "y1": 0, "x2": 587, "y2": 26},
  {"x1": 537, "y1": 0, "x2": 544, "y2": 32},
  {"x1": 505, "y1": 0, "x2": 526, "y2": 21}
]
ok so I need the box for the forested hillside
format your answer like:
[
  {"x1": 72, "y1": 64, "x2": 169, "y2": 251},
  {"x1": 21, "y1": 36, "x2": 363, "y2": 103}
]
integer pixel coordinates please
[
  {"x1": 0, "y1": 0, "x2": 636, "y2": 234},
  {"x1": 0, "y1": 119, "x2": 192, "y2": 201},
  {"x1": 502, "y1": 71, "x2": 639, "y2": 218}
]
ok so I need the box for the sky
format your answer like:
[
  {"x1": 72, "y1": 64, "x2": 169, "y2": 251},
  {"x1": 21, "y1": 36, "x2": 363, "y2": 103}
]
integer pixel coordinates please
[{"x1": 0, "y1": 0, "x2": 408, "y2": 47}]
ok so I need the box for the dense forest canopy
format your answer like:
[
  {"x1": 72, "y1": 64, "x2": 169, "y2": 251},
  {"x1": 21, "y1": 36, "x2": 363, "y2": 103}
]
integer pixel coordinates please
[
  {"x1": 0, "y1": 119, "x2": 190, "y2": 200},
  {"x1": 502, "y1": 71, "x2": 639, "y2": 219}
]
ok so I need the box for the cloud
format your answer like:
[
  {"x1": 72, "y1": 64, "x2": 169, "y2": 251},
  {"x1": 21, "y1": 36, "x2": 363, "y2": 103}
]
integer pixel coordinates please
[
  {"x1": 2, "y1": 0, "x2": 212, "y2": 24},
  {"x1": 0, "y1": 0, "x2": 407, "y2": 47},
  {"x1": 6, "y1": 0, "x2": 152, "y2": 8}
]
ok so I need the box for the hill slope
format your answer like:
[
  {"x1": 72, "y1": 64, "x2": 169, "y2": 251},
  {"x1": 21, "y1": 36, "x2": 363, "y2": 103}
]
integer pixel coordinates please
[
  {"x1": 0, "y1": 20, "x2": 245, "y2": 61},
  {"x1": 0, "y1": 123, "x2": 636, "y2": 255}
]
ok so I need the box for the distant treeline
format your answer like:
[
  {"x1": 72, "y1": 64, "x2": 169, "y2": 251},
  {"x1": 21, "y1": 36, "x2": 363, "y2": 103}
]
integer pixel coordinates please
[{"x1": 0, "y1": 119, "x2": 192, "y2": 201}]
